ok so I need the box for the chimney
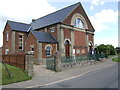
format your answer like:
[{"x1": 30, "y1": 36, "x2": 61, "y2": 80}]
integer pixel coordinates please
[{"x1": 32, "y1": 19, "x2": 36, "y2": 22}]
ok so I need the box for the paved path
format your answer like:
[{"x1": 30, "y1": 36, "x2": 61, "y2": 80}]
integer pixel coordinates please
[
  {"x1": 41, "y1": 63, "x2": 118, "y2": 88},
  {"x1": 2, "y1": 57, "x2": 117, "y2": 89}
]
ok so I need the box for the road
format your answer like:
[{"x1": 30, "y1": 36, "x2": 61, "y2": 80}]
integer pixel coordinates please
[{"x1": 40, "y1": 63, "x2": 119, "y2": 88}]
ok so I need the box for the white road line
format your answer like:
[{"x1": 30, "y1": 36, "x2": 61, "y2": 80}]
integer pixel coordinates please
[{"x1": 26, "y1": 64, "x2": 114, "y2": 89}]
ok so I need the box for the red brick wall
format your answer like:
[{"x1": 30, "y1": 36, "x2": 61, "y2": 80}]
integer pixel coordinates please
[
  {"x1": 88, "y1": 34, "x2": 94, "y2": 43},
  {"x1": 64, "y1": 28, "x2": 71, "y2": 40},
  {"x1": 25, "y1": 32, "x2": 38, "y2": 58},
  {"x1": 63, "y1": 5, "x2": 94, "y2": 31},
  {"x1": 47, "y1": 25, "x2": 58, "y2": 39},
  {"x1": 73, "y1": 30, "x2": 87, "y2": 55},
  {"x1": 3, "y1": 23, "x2": 28, "y2": 55},
  {"x1": 42, "y1": 43, "x2": 57, "y2": 58},
  {"x1": 74, "y1": 31, "x2": 86, "y2": 46},
  {"x1": 3, "y1": 23, "x2": 12, "y2": 55}
]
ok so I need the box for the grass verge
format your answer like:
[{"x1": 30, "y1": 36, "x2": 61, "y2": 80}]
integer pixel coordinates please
[
  {"x1": 0, "y1": 63, "x2": 32, "y2": 85},
  {"x1": 112, "y1": 57, "x2": 120, "y2": 62}
]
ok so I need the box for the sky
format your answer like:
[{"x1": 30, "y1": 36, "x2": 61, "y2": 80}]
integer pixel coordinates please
[{"x1": 0, "y1": 0, "x2": 118, "y2": 47}]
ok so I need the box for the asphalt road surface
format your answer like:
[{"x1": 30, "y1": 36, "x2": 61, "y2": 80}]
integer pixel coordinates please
[{"x1": 40, "y1": 63, "x2": 119, "y2": 88}]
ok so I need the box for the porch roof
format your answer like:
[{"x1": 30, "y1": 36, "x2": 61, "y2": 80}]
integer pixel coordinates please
[{"x1": 32, "y1": 31, "x2": 58, "y2": 44}]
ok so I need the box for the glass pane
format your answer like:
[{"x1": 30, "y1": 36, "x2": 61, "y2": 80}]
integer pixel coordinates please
[
  {"x1": 74, "y1": 18, "x2": 84, "y2": 28},
  {"x1": 19, "y1": 46, "x2": 22, "y2": 49},
  {"x1": 19, "y1": 35, "x2": 22, "y2": 38},
  {"x1": 32, "y1": 47, "x2": 34, "y2": 51},
  {"x1": 19, "y1": 43, "x2": 22, "y2": 46}
]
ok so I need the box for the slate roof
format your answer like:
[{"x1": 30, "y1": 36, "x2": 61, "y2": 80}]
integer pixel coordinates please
[
  {"x1": 31, "y1": 2, "x2": 80, "y2": 30},
  {"x1": 7, "y1": 20, "x2": 31, "y2": 32},
  {"x1": 32, "y1": 31, "x2": 58, "y2": 44}
]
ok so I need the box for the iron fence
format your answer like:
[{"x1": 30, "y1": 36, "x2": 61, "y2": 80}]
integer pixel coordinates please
[
  {"x1": 60, "y1": 54, "x2": 105, "y2": 69},
  {"x1": 46, "y1": 54, "x2": 105, "y2": 71}
]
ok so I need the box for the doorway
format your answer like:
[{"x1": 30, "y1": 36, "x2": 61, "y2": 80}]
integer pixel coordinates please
[{"x1": 65, "y1": 40, "x2": 70, "y2": 57}]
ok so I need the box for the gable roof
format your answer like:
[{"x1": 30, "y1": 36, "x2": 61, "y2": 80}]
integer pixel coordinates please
[
  {"x1": 7, "y1": 20, "x2": 31, "y2": 32},
  {"x1": 31, "y1": 2, "x2": 80, "y2": 30},
  {"x1": 32, "y1": 31, "x2": 58, "y2": 44}
]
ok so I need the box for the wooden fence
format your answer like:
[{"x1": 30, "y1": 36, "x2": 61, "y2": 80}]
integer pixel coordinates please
[{"x1": 2, "y1": 54, "x2": 25, "y2": 70}]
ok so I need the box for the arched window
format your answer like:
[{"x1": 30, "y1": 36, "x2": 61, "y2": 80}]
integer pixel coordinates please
[
  {"x1": 46, "y1": 46, "x2": 52, "y2": 56},
  {"x1": 74, "y1": 18, "x2": 84, "y2": 28}
]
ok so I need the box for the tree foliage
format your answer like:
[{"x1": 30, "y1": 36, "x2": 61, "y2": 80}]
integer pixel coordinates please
[
  {"x1": 116, "y1": 47, "x2": 120, "y2": 54},
  {"x1": 97, "y1": 44, "x2": 116, "y2": 57}
]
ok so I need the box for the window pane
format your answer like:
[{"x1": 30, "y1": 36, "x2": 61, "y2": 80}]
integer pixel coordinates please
[
  {"x1": 19, "y1": 39, "x2": 22, "y2": 42},
  {"x1": 19, "y1": 46, "x2": 22, "y2": 49},
  {"x1": 19, "y1": 35, "x2": 22, "y2": 38},
  {"x1": 19, "y1": 35, "x2": 23, "y2": 50},
  {"x1": 6, "y1": 32, "x2": 9, "y2": 41},
  {"x1": 46, "y1": 46, "x2": 51, "y2": 56},
  {"x1": 51, "y1": 28, "x2": 54, "y2": 32},
  {"x1": 5, "y1": 49, "x2": 9, "y2": 55},
  {"x1": 74, "y1": 18, "x2": 84, "y2": 28}
]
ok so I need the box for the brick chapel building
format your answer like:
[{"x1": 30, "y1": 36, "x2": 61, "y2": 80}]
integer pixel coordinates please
[{"x1": 2, "y1": 2, "x2": 95, "y2": 64}]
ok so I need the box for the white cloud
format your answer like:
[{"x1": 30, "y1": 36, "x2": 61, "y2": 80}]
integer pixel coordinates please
[
  {"x1": 90, "y1": 0, "x2": 105, "y2": 10},
  {"x1": 0, "y1": 0, "x2": 56, "y2": 23},
  {"x1": 89, "y1": 9, "x2": 118, "y2": 32},
  {"x1": 91, "y1": 0, "x2": 105, "y2": 6},
  {"x1": 90, "y1": 5, "x2": 94, "y2": 10},
  {"x1": 0, "y1": 0, "x2": 57, "y2": 46}
]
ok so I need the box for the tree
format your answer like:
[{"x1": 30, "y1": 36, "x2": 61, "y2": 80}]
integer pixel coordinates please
[
  {"x1": 116, "y1": 47, "x2": 120, "y2": 54},
  {"x1": 97, "y1": 44, "x2": 109, "y2": 57},
  {"x1": 97, "y1": 44, "x2": 116, "y2": 57},
  {"x1": 106, "y1": 45, "x2": 116, "y2": 55}
]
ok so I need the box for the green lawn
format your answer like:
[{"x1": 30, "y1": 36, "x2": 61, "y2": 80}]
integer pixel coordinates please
[
  {"x1": 0, "y1": 63, "x2": 32, "y2": 85},
  {"x1": 112, "y1": 57, "x2": 120, "y2": 62}
]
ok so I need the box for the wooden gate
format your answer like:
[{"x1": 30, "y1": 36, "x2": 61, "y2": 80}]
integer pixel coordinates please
[{"x1": 2, "y1": 54, "x2": 25, "y2": 70}]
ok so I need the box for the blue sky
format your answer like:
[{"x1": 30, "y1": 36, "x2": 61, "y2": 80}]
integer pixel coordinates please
[{"x1": 0, "y1": 0, "x2": 118, "y2": 47}]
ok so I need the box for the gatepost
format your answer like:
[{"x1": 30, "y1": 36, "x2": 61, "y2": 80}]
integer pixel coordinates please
[
  {"x1": 54, "y1": 51, "x2": 62, "y2": 72},
  {"x1": 25, "y1": 52, "x2": 34, "y2": 77}
]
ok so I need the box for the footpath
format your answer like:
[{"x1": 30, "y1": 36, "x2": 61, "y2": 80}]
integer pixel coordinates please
[{"x1": 2, "y1": 57, "x2": 117, "y2": 89}]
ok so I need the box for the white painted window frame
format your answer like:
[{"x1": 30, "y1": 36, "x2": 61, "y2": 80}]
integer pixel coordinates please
[{"x1": 19, "y1": 34, "x2": 24, "y2": 51}]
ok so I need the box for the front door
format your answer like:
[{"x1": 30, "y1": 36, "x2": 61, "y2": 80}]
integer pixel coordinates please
[{"x1": 65, "y1": 40, "x2": 70, "y2": 57}]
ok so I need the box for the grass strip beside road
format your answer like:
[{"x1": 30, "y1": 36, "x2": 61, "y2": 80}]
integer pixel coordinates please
[
  {"x1": 0, "y1": 63, "x2": 32, "y2": 85},
  {"x1": 112, "y1": 57, "x2": 120, "y2": 62}
]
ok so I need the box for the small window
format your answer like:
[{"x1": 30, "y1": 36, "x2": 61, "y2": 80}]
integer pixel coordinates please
[
  {"x1": 50, "y1": 28, "x2": 54, "y2": 32},
  {"x1": 46, "y1": 46, "x2": 51, "y2": 56},
  {"x1": 6, "y1": 32, "x2": 9, "y2": 41},
  {"x1": 30, "y1": 45, "x2": 34, "y2": 53},
  {"x1": 74, "y1": 18, "x2": 84, "y2": 28},
  {"x1": 5, "y1": 49, "x2": 9, "y2": 55}
]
